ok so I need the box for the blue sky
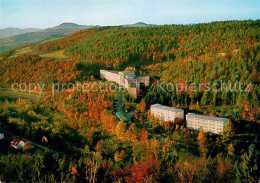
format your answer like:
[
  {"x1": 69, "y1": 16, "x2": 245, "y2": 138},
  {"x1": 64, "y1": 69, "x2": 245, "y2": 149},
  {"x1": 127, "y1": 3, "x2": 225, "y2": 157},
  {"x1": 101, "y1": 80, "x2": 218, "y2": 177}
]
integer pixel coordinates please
[{"x1": 0, "y1": 0, "x2": 259, "y2": 29}]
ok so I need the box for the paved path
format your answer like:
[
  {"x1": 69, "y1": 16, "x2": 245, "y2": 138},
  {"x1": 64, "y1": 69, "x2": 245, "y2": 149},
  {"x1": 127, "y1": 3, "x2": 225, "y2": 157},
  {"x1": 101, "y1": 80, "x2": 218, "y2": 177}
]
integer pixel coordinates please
[
  {"x1": 125, "y1": 111, "x2": 135, "y2": 121},
  {"x1": 116, "y1": 87, "x2": 123, "y2": 113},
  {"x1": 115, "y1": 87, "x2": 134, "y2": 123}
]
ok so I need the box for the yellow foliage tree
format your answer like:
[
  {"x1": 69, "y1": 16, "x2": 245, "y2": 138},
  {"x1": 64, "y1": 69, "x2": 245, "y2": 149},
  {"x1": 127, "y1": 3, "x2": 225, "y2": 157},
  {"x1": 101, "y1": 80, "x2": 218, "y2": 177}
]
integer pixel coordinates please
[
  {"x1": 124, "y1": 66, "x2": 136, "y2": 72},
  {"x1": 114, "y1": 150, "x2": 125, "y2": 162}
]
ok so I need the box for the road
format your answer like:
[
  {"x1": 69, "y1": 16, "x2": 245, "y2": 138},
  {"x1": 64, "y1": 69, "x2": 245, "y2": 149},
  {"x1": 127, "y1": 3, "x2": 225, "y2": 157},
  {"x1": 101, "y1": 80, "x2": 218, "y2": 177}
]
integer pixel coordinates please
[
  {"x1": 115, "y1": 88, "x2": 168, "y2": 142},
  {"x1": 116, "y1": 87, "x2": 134, "y2": 123},
  {"x1": 116, "y1": 87, "x2": 123, "y2": 112}
]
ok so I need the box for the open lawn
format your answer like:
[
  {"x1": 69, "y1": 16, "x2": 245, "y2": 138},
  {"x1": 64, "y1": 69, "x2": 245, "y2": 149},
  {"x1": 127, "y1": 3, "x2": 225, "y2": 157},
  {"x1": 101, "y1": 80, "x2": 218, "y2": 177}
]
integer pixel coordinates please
[
  {"x1": 40, "y1": 50, "x2": 68, "y2": 59},
  {"x1": 9, "y1": 46, "x2": 33, "y2": 57},
  {"x1": 40, "y1": 37, "x2": 62, "y2": 44},
  {"x1": 0, "y1": 88, "x2": 45, "y2": 102}
]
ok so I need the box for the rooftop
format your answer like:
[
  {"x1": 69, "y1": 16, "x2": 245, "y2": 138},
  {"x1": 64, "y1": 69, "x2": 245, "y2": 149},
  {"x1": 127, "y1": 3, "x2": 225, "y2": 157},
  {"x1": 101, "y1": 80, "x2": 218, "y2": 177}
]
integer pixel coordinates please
[
  {"x1": 101, "y1": 70, "x2": 148, "y2": 78},
  {"x1": 119, "y1": 71, "x2": 136, "y2": 79},
  {"x1": 11, "y1": 138, "x2": 23, "y2": 147},
  {"x1": 151, "y1": 104, "x2": 184, "y2": 112},
  {"x1": 119, "y1": 71, "x2": 135, "y2": 74},
  {"x1": 100, "y1": 69, "x2": 118, "y2": 74},
  {"x1": 186, "y1": 113, "x2": 229, "y2": 123}
]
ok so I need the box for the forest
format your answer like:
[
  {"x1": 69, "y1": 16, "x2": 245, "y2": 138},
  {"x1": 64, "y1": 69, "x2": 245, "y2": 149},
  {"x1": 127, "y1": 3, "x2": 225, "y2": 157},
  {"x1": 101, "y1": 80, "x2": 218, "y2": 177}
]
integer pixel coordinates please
[{"x1": 0, "y1": 20, "x2": 259, "y2": 182}]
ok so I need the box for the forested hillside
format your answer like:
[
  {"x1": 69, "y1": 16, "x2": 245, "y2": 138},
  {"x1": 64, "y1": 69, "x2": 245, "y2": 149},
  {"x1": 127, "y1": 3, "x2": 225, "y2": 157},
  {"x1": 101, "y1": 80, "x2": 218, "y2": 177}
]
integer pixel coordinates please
[
  {"x1": 1, "y1": 20, "x2": 259, "y2": 121},
  {"x1": 0, "y1": 23, "x2": 96, "y2": 52},
  {"x1": 0, "y1": 20, "x2": 259, "y2": 182},
  {"x1": 0, "y1": 28, "x2": 41, "y2": 39},
  {"x1": 34, "y1": 20, "x2": 259, "y2": 83}
]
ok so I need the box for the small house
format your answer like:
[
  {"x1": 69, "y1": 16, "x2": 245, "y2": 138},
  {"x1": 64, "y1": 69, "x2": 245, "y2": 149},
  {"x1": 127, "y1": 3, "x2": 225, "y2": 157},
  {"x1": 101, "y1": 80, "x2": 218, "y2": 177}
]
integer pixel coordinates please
[{"x1": 11, "y1": 139, "x2": 25, "y2": 149}]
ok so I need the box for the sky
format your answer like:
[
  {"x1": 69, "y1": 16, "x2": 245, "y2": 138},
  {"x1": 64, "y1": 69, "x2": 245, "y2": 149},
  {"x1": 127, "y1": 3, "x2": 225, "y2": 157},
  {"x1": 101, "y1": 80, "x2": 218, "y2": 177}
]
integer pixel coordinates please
[{"x1": 0, "y1": 0, "x2": 259, "y2": 29}]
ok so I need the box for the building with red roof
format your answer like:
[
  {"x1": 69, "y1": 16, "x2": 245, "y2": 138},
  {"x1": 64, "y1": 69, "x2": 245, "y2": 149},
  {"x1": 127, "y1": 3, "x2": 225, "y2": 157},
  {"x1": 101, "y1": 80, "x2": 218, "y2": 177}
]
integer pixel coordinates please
[{"x1": 10, "y1": 138, "x2": 25, "y2": 149}]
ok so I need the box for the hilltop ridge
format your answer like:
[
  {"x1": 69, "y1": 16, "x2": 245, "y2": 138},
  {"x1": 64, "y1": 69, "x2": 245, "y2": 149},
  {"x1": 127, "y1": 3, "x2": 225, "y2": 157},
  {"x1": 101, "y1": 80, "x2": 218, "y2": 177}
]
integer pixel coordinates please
[{"x1": 0, "y1": 22, "x2": 155, "y2": 52}]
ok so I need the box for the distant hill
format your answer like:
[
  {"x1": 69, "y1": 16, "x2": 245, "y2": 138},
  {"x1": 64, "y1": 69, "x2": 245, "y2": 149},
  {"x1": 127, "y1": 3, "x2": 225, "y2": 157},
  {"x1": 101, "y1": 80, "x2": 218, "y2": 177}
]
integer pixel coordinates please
[
  {"x1": 0, "y1": 28, "x2": 42, "y2": 39},
  {"x1": 0, "y1": 22, "x2": 156, "y2": 52},
  {"x1": 0, "y1": 23, "x2": 97, "y2": 52},
  {"x1": 122, "y1": 22, "x2": 156, "y2": 27}
]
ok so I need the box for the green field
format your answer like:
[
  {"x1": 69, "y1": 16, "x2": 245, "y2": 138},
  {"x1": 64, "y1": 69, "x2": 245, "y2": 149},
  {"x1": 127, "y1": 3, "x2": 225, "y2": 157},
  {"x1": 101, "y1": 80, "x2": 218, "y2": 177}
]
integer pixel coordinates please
[
  {"x1": 39, "y1": 50, "x2": 68, "y2": 59},
  {"x1": 0, "y1": 88, "x2": 44, "y2": 102},
  {"x1": 40, "y1": 37, "x2": 63, "y2": 44},
  {"x1": 10, "y1": 46, "x2": 33, "y2": 57}
]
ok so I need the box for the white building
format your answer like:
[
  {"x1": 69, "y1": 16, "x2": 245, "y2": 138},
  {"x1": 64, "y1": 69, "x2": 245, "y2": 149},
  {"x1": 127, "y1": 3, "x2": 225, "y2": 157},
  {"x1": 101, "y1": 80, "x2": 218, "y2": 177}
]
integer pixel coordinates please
[
  {"x1": 100, "y1": 70, "x2": 120, "y2": 84},
  {"x1": 186, "y1": 113, "x2": 228, "y2": 134},
  {"x1": 137, "y1": 75, "x2": 149, "y2": 87},
  {"x1": 150, "y1": 104, "x2": 184, "y2": 122},
  {"x1": 100, "y1": 69, "x2": 149, "y2": 99},
  {"x1": 0, "y1": 133, "x2": 4, "y2": 139}
]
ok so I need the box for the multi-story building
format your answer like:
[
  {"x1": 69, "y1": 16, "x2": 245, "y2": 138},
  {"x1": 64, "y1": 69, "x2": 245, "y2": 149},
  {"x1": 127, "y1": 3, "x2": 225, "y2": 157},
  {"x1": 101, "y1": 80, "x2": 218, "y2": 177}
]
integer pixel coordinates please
[
  {"x1": 100, "y1": 70, "x2": 120, "y2": 84},
  {"x1": 186, "y1": 113, "x2": 229, "y2": 134},
  {"x1": 150, "y1": 104, "x2": 184, "y2": 122},
  {"x1": 100, "y1": 69, "x2": 149, "y2": 99},
  {"x1": 119, "y1": 71, "x2": 136, "y2": 89},
  {"x1": 136, "y1": 75, "x2": 149, "y2": 87}
]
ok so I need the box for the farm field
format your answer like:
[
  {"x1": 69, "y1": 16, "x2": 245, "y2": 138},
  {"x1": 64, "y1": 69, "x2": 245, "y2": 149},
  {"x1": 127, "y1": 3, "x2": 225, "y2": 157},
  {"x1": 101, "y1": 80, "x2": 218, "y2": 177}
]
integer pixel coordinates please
[
  {"x1": 10, "y1": 46, "x2": 34, "y2": 57},
  {"x1": 39, "y1": 50, "x2": 68, "y2": 59}
]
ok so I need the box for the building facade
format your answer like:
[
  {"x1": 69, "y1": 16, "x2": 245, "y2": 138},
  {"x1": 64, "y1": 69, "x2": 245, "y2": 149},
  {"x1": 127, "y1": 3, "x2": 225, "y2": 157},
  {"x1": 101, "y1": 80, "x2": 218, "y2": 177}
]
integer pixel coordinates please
[
  {"x1": 100, "y1": 69, "x2": 148, "y2": 99},
  {"x1": 150, "y1": 104, "x2": 184, "y2": 122},
  {"x1": 186, "y1": 113, "x2": 228, "y2": 134},
  {"x1": 100, "y1": 70, "x2": 120, "y2": 84},
  {"x1": 136, "y1": 75, "x2": 150, "y2": 87}
]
